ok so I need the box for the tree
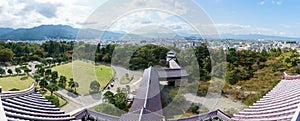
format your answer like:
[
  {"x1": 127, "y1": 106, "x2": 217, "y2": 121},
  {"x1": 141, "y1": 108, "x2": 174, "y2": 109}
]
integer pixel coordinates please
[
  {"x1": 35, "y1": 64, "x2": 43, "y2": 69},
  {"x1": 51, "y1": 71, "x2": 58, "y2": 83},
  {"x1": 46, "y1": 84, "x2": 59, "y2": 95},
  {"x1": 226, "y1": 70, "x2": 239, "y2": 85},
  {"x1": 279, "y1": 51, "x2": 300, "y2": 67},
  {"x1": 0, "y1": 48, "x2": 14, "y2": 63},
  {"x1": 58, "y1": 75, "x2": 67, "y2": 87},
  {"x1": 113, "y1": 88, "x2": 127, "y2": 111},
  {"x1": 68, "y1": 78, "x2": 79, "y2": 92},
  {"x1": 0, "y1": 68, "x2": 5, "y2": 76},
  {"x1": 45, "y1": 69, "x2": 52, "y2": 77},
  {"x1": 114, "y1": 99, "x2": 126, "y2": 110},
  {"x1": 15, "y1": 68, "x2": 21, "y2": 75},
  {"x1": 45, "y1": 95, "x2": 60, "y2": 107},
  {"x1": 38, "y1": 68, "x2": 45, "y2": 76},
  {"x1": 39, "y1": 79, "x2": 48, "y2": 90},
  {"x1": 68, "y1": 78, "x2": 75, "y2": 89},
  {"x1": 94, "y1": 103, "x2": 121, "y2": 116},
  {"x1": 7, "y1": 69, "x2": 13, "y2": 75},
  {"x1": 90, "y1": 80, "x2": 100, "y2": 92},
  {"x1": 74, "y1": 82, "x2": 79, "y2": 92},
  {"x1": 33, "y1": 75, "x2": 41, "y2": 82},
  {"x1": 23, "y1": 67, "x2": 31, "y2": 76},
  {"x1": 189, "y1": 105, "x2": 199, "y2": 114},
  {"x1": 103, "y1": 91, "x2": 115, "y2": 103}
]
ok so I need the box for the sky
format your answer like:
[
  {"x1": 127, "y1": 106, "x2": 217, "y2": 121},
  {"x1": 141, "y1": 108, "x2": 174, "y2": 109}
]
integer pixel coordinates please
[{"x1": 0, "y1": 0, "x2": 300, "y2": 37}]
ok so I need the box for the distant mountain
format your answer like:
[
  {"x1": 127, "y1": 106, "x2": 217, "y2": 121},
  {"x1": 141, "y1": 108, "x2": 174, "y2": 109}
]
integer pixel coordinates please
[
  {"x1": 0, "y1": 28, "x2": 14, "y2": 36},
  {"x1": 1, "y1": 25, "x2": 300, "y2": 41},
  {"x1": 139, "y1": 32, "x2": 181, "y2": 39},
  {"x1": 220, "y1": 34, "x2": 300, "y2": 40},
  {"x1": 0, "y1": 25, "x2": 140, "y2": 40}
]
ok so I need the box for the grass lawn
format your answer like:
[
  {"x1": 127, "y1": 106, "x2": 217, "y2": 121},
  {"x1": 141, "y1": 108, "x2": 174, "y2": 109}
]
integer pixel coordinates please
[
  {"x1": 0, "y1": 75, "x2": 35, "y2": 91},
  {"x1": 120, "y1": 76, "x2": 133, "y2": 84},
  {"x1": 52, "y1": 60, "x2": 114, "y2": 95},
  {"x1": 90, "y1": 103, "x2": 126, "y2": 116}
]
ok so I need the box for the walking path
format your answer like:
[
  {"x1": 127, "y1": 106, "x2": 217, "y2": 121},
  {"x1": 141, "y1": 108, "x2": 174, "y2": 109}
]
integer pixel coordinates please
[
  {"x1": 55, "y1": 86, "x2": 103, "y2": 113},
  {"x1": 184, "y1": 93, "x2": 245, "y2": 112},
  {"x1": 109, "y1": 65, "x2": 143, "y2": 93}
]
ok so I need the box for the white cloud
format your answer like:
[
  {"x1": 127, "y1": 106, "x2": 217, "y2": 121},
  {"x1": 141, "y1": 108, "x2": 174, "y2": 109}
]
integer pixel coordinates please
[
  {"x1": 215, "y1": 24, "x2": 286, "y2": 36},
  {"x1": 0, "y1": 0, "x2": 102, "y2": 28},
  {"x1": 272, "y1": 0, "x2": 282, "y2": 5},
  {"x1": 259, "y1": 0, "x2": 282, "y2": 6},
  {"x1": 105, "y1": 11, "x2": 197, "y2": 35},
  {"x1": 1, "y1": 0, "x2": 291, "y2": 37},
  {"x1": 279, "y1": 24, "x2": 292, "y2": 28},
  {"x1": 104, "y1": 10, "x2": 288, "y2": 37}
]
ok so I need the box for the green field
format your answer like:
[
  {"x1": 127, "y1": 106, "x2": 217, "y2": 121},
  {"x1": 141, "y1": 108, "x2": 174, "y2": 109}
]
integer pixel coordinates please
[
  {"x1": 0, "y1": 76, "x2": 35, "y2": 91},
  {"x1": 120, "y1": 76, "x2": 133, "y2": 84},
  {"x1": 52, "y1": 60, "x2": 114, "y2": 94}
]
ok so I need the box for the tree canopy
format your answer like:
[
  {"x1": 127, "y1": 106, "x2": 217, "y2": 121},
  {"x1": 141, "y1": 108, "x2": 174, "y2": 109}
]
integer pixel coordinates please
[
  {"x1": 0, "y1": 48, "x2": 14, "y2": 63},
  {"x1": 90, "y1": 80, "x2": 100, "y2": 92}
]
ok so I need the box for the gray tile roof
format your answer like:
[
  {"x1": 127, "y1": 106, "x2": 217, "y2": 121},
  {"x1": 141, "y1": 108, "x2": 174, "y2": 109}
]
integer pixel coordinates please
[
  {"x1": 0, "y1": 83, "x2": 75, "y2": 121},
  {"x1": 73, "y1": 61, "x2": 231, "y2": 121},
  {"x1": 120, "y1": 67, "x2": 165, "y2": 121},
  {"x1": 156, "y1": 68, "x2": 189, "y2": 79}
]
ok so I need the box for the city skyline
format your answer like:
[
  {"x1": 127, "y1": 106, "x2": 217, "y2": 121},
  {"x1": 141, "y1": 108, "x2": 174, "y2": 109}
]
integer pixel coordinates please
[{"x1": 0, "y1": 0, "x2": 299, "y2": 37}]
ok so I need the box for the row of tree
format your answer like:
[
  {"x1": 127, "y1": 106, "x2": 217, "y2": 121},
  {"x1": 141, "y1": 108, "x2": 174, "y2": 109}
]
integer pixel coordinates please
[
  {"x1": 0, "y1": 41, "x2": 73, "y2": 65},
  {"x1": 0, "y1": 67, "x2": 31, "y2": 77}
]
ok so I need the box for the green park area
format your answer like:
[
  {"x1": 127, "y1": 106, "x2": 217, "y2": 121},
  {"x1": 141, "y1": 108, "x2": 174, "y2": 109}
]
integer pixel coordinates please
[
  {"x1": 120, "y1": 75, "x2": 134, "y2": 84},
  {"x1": 0, "y1": 75, "x2": 35, "y2": 91},
  {"x1": 52, "y1": 60, "x2": 114, "y2": 94}
]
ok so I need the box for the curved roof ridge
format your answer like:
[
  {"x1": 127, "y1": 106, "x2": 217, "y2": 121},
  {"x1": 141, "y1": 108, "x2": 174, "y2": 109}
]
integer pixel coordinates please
[
  {"x1": 283, "y1": 72, "x2": 300, "y2": 80},
  {"x1": 1, "y1": 82, "x2": 36, "y2": 99}
]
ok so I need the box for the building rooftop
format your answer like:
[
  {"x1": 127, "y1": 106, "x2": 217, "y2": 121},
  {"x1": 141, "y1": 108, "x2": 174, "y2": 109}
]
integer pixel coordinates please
[
  {"x1": 232, "y1": 73, "x2": 300, "y2": 120},
  {"x1": 0, "y1": 83, "x2": 75, "y2": 121}
]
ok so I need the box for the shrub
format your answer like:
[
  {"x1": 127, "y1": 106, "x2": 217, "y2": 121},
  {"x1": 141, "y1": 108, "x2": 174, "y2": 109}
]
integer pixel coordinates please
[
  {"x1": 243, "y1": 93, "x2": 262, "y2": 106},
  {"x1": 45, "y1": 95, "x2": 60, "y2": 107},
  {"x1": 189, "y1": 105, "x2": 199, "y2": 114},
  {"x1": 9, "y1": 88, "x2": 20, "y2": 91},
  {"x1": 94, "y1": 103, "x2": 124, "y2": 116}
]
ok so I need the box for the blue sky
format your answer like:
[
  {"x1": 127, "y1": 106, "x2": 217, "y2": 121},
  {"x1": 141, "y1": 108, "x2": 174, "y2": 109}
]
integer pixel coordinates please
[
  {"x1": 195, "y1": 0, "x2": 300, "y2": 37},
  {"x1": 0, "y1": 0, "x2": 299, "y2": 37}
]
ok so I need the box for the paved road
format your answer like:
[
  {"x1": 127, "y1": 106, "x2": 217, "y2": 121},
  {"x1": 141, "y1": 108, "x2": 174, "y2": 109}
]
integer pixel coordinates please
[
  {"x1": 55, "y1": 86, "x2": 103, "y2": 113},
  {"x1": 1, "y1": 61, "x2": 40, "y2": 75},
  {"x1": 109, "y1": 65, "x2": 143, "y2": 93},
  {"x1": 184, "y1": 93, "x2": 245, "y2": 113}
]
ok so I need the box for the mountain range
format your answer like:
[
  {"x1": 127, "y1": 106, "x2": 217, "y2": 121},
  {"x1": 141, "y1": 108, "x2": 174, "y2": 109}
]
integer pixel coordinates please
[
  {"x1": 0, "y1": 25, "x2": 299, "y2": 41},
  {"x1": 0, "y1": 25, "x2": 141, "y2": 40}
]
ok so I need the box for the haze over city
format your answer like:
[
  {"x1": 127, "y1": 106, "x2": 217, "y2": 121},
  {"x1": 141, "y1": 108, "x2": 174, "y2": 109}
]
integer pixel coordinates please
[{"x1": 1, "y1": 0, "x2": 300, "y2": 37}]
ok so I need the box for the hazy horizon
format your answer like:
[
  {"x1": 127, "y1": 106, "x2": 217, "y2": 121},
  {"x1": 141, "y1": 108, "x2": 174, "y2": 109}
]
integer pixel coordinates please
[{"x1": 1, "y1": 0, "x2": 300, "y2": 38}]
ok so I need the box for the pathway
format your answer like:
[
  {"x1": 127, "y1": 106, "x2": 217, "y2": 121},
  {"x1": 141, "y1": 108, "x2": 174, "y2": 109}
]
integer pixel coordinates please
[
  {"x1": 184, "y1": 93, "x2": 245, "y2": 113},
  {"x1": 55, "y1": 87, "x2": 103, "y2": 113}
]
